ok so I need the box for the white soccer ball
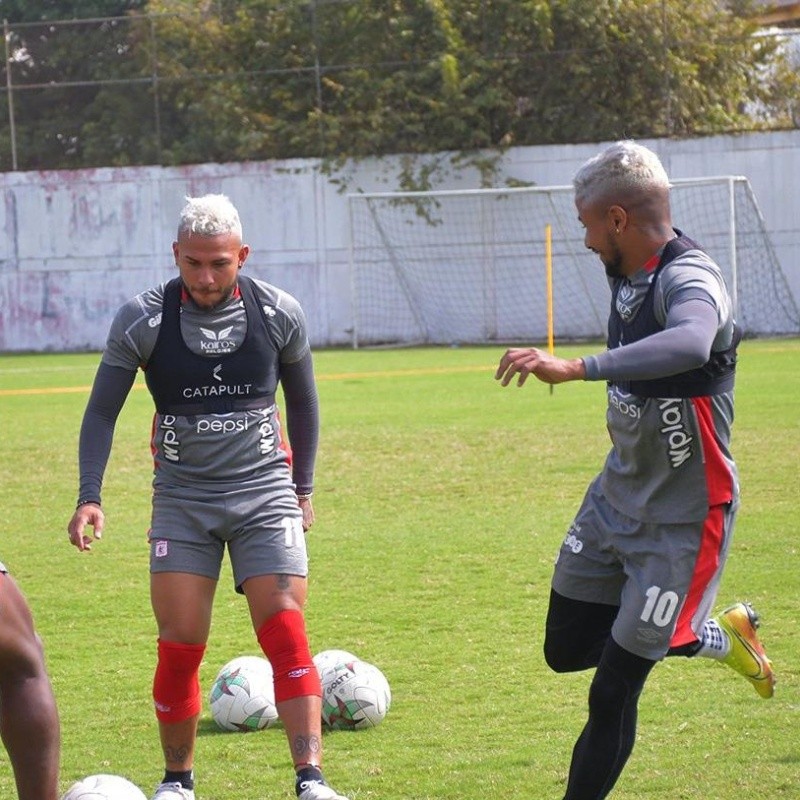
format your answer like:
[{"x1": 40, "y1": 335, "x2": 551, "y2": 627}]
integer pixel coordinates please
[
  {"x1": 61, "y1": 774, "x2": 147, "y2": 800},
  {"x1": 313, "y1": 648, "x2": 359, "y2": 678},
  {"x1": 321, "y1": 659, "x2": 391, "y2": 730},
  {"x1": 209, "y1": 655, "x2": 279, "y2": 732}
]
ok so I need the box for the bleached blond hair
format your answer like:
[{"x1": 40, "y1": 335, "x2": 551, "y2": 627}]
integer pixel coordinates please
[
  {"x1": 573, "y1": 140, "x2": 671, "y2": 208},
  {"x1": 177, "y1": 193, "x2": 243, "y2": 239}
]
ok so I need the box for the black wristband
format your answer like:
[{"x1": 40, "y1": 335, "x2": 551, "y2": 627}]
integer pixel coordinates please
[{"x1": 76, "y1": 498, "x2": 101, "y2": 509}]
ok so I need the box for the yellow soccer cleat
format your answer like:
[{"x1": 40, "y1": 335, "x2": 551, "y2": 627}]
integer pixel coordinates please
[{"x1": 718, "y1": 602, "x2": 776, "y2": 699}]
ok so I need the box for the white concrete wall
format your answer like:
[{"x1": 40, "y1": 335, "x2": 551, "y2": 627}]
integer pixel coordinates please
[{"x1": 1, "y1": 130, "x2": 798, "y2": 351}]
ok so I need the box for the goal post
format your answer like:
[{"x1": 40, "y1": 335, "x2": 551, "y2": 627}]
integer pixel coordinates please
[{"x1": 347, "y1": 178, "x2": 799, "y2": 348}]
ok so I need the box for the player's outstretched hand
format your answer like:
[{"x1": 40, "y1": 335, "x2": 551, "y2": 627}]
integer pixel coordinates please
[
  {"x1": 67, "y1": 503, "x2": 104, "y2": 552},
  {"x1": 495, "y1": 347, "x2": 585, "y2": 387}
]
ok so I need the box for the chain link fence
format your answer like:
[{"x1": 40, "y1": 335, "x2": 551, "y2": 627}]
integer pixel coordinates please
[{"x1": 2, "y1": 8, "x2": 799, "y2": 173}]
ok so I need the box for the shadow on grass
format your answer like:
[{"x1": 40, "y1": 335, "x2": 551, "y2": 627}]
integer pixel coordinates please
[
  {"x1": 196, "y1": 717, "x2": 284, "y2": 738},
  {"x1": 196, "y1": 718, "x2": 350, "y2": 739}
]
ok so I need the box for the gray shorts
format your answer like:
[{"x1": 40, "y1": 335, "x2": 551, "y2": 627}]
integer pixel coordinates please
[
  {"x1": 552, "y1": 476, "x2": 737, "y2": 660},
  {"x1": 149, "y1": 483, "x2": 307, "y2": 592}
]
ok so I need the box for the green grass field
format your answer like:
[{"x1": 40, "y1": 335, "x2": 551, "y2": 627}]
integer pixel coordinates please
[{"x1": 0, "y1": 340, "x2": 798, "y2": 800}]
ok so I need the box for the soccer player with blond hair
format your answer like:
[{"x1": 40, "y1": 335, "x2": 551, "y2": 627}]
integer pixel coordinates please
[
  {"x1": 68, "y1": 194, "x2": 348, "y2": 800},
  {"x1": 496, "y1": 140, "x2": 775, "y2": 799}
]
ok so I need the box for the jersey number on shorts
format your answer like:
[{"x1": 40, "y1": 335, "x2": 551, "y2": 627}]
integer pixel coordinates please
[
  {"x1": 282, "y1": 517, "x2": 304, "y2": 548},
  {"x1": 640, "y1": 586, "x2": 680, "y2": 627}
]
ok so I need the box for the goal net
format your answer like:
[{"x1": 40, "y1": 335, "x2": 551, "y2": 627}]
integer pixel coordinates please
[{"x1": 347, "y1": 178, "x2": 799, "y2": 347}]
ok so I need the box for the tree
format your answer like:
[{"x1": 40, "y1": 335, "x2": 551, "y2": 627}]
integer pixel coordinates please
[
  {"x1": 0, "y1": 1, "x2": 150, "y2": 170},
  {"x1": 142, "y1": 0, "x2": 796, "y2": 174},
  {"x1": 0, "y1": 0, "x2": 796, "y2": 177}
]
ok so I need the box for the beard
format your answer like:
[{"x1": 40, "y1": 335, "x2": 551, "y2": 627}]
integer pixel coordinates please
[
  {"x1": 186, "y1": 283, "x2": 236, "y2": 310},
  {"x1": 601, "y1": 238, "x2": 625, "y2": 278}
]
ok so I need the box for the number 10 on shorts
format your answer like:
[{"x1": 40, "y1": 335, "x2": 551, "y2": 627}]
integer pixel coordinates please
[{"x1": 640, "y1": 586, "x2": 680, "y2": 627}]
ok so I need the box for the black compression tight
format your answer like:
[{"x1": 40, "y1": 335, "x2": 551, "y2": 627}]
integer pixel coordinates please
[
  {"x1": 544, "y1": 590, "x2": 657, "y2": 800},
  {"x1": 562, "y1": 640, "x2": 655, "y2": 799},
  {"x1": 544, "y1": 590, "x2": 618, "y2": 672}
]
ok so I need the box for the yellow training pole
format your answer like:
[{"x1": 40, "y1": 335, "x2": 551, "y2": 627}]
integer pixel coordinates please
[{"x1": 545, "y1": 224, "x2": 554, "y2": 395}]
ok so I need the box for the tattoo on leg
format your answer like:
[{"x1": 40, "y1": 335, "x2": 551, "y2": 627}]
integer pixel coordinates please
[
  {"x1": 164, "y1": 743, "x2": 192, "y2": 767},
  {"x1": 292, "y1": 734, "x2": 321, "y2": 762},
  {"x1": 277, "y1": 573, "x2": 291, "y2": 590}
]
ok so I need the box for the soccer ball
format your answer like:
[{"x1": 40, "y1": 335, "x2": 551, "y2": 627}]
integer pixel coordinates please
[
  {"x1": 61, "y1": 774, "x2": 147, "y2": 800},
  {"x1": 321, "y1": 660, "x2": 391, "y2": 730},
  {"x1": 313, "y1": 648, "x2": 359, "y2": 678},
  {"x1": 209, "y1": 655, "x2": 279, "y2": 731}
]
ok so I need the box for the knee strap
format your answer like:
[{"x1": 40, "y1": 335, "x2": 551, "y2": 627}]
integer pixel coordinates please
[
  {"x1": 153, "y1": 639, "x2": 206, "y2": 723},
  {"x1": 257, "y1": 609, "x2": 321, "y2": 703}
]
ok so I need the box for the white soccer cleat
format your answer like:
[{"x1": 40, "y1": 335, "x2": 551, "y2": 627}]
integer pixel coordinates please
[
  {"x1": 151, "y1": 782, "x2": 195, "y2": 800},
  {"x1": 296, "y1": 777, "x2": 350, "y2": 800}
]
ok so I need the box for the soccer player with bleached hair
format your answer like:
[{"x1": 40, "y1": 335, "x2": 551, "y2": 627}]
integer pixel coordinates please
[
  {"x1": 67, "y1": 194, "x2": 348, "y2": 800},
  {"x1": 496, "y1": 140, "x2": 775, "y2": 799}
]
